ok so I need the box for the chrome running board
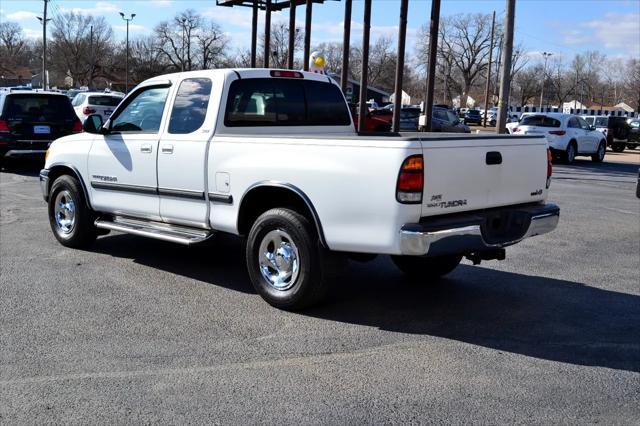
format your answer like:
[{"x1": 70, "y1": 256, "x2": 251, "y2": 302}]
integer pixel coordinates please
[{"x1": 95, "y1": 216, "x2": 213, "y2": 245}]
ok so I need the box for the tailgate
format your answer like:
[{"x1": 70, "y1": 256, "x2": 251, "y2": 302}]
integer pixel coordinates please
[{"x1": 420, "y1": 135, "x2": 549, "y2": 216}]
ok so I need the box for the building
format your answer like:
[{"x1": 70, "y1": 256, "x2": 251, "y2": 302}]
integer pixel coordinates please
[
  {"x1": 0, "y1": 66, "x2": 34, "y2": 88},
  {"x1": 329, "y1": 74, "x2": 391, "y2": 105}
]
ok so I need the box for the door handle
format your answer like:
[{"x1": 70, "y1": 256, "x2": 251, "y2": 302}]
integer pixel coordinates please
[
  {"x1": 486, "y1": 151, "x2": 502, "y2": 165},
  {"x1": 161, "y1": 144, "x2": 174, "y2": 154},
  {"x1": 140, "y1": 144, "x2": 152, "y2": 153}
]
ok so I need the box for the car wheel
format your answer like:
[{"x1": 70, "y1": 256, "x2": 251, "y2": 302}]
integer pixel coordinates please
[
  {"x1": 246, "y1": 208, "x2": 329, "y2": 310},
  {"x1": 564, "y1": 141, "x2": 577, "y2": 164},
  {"x1": 490, "y1": 120, "x2": 496, "y2": 127},
  {"x1": 391, "y1": 254, "x2": 462, "y2": 281},
  {"x1": 626, "y1": 144, "x2": 637, "y2": 150},
  {"x1": 48, "y1": 175, "x2": 97, "y2": 248},
  {"x1": 592, "y1": 141, "x2": 606, "y2": 163},
  {"x1": 611, "y1": 143, "x2": 626, "y2": 153}
]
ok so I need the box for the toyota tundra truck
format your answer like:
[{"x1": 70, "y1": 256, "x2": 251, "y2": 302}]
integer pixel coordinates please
[{"x1": 40, "y1": 69, "x2": 559, "y2": 310}]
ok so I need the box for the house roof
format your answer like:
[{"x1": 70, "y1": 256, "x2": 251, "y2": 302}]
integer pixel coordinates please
[{"x1": 0, "y1": 66, "x2": 34, "y2": 80}]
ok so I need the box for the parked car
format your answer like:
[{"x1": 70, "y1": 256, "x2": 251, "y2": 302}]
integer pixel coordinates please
[
  {"x1": 40, "y1": 68, "x2": 558, "y2": 310},
  {"x1": 506, "y1": 113, "x2": 534, "y2": 134},
  {"x1": 464, "y1": 109, "x2": 482, "y2": 125},
  {"x1": 66, "y1": 88, "x2": 88, "y2": 101},
  {"x1": 0, "y1": 89, "x2": 82, "y2": 166},
  {"x1": 419, "y1": 107, "x2": 470, "y2": 133},
  {"x1": 349, "y1": 104, "x2": 391, "y2": 132},
  {"x1": 626, "y1": 119, "x2": 639, "y2": 149},
  {"x1": 72, "y1": 92, "x2": 124, "y2": 123},
  {"x1": 512, "y1": 113, "x2": 606, "y2": 163},
  {"x1": 582, "y1": 115, "x2": 631, "y2": 152},
  {"x1": 399, "y1": 107, "x2": 421, "y2": 131}
]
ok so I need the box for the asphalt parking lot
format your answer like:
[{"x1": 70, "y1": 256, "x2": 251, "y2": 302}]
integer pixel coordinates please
[{"x1": 1, "y1": 152, "x2": 638, "y2": 424}]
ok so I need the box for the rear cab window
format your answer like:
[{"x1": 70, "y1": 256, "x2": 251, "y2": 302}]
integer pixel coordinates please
[
  {"x1": 224, "y1": 78, "x2": 351, "y2": 127},
  {"x1": 520, "y1": 115, "x2": 561, "y2": 128}
]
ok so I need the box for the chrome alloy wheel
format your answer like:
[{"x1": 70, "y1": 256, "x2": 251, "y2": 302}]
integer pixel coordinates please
[
  {"x1": 258, "y1": 229, "x2": 300, "y2": 291},
  {"x1": 53, "y1": 190, "x2": 76, "y2": 234}
]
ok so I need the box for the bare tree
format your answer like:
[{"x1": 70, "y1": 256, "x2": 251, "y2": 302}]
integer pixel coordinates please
[
  {"x1": 0, "y1": 22, "x2": 31, "y2": 71},
  {"x1": 512, "y1": 65, "x2": 542, "y2": 106},
  {"x1": 50, "y1": 12, "x2": 113, "y2": 87},
  {"x1": 195, "y1": 21, "x2": 227, "y2": 69},
  {"x1": 260, "y1": 22, "x2": 303, "y2": 69}
]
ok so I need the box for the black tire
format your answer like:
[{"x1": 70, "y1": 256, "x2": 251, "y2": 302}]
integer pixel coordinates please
[
  {"x1": 391, "y1": 254, "x2": 462, "y2": 281},
  {"x1": 564, "y1": 141, "x2": 577, "y2": 164},
  {"x1": 246, "y1": 208, "x2": 329, "y2": 310},
  {"x1": 611, "y1": 143, "x2": 626, "y2": 153},
  {"x1": 626, "y1": 144, "x2": 637, "y2": 150},
  {"x1": 490, "y1": 119, "x2": 496, "y2": 127},
  {"x1": 48, "y1": 175, "x2": 97, "y2": 248},
  {"x1": 592, "y1": 141, "x2": 606, "y2": 163}
]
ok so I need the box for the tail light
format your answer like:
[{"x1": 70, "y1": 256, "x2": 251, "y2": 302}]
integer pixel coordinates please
[
  {"x1": 71, "y1": 118, "x2": 83, "y2": 133},
  {"x1": 270, "y1": 70, "x2": 304, "y2": 78},
  {"x1": 0, "y1": 119, "x2": 9, "y2": 133},
  {"x1": 82, "y1": 106, "x2": 96, "y2": 115},
  {"x1": 546, "y1": 148, "x2": 553, "y2": 189},
  {"x1": 513, "y1": 127, "x2": 521, "y2": 133},
  {"x1": 396, "y1": 155, "x2": 424, "y2": 204},
  {"x1": 548, "y1": 130, "x2": 566, "y2": 136}
]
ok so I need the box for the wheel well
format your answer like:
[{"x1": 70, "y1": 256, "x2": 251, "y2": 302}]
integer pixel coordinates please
[
  {"x1": 47, "y1": 165, "x2": 91, "y2": 208},
  {"x1": 237, "y1": 185, "x2": 326, "y2": 246}
]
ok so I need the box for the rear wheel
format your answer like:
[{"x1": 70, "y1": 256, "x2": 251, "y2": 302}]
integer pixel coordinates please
[
  {"x1": 564, "y1": 141, "x2": 577, "y2": 164},
  {"x1": 611, "y1": 143, "x2": 626, "y2": 153},
  {"x1": 48, "y1": 175, "x2": 97, "y2": 248},
  {"x1": 246, "y1": 208, "x2": 330, "y2": 310},
  {"x1": 627, "y1": 144, "x2": 637, "y2": 150},
  {"x1": 391, "y1": 254, "x2": 462, "y2": 281},
  {"x1": 592, "y1": 141, "x2": 606, "y2": 162}
]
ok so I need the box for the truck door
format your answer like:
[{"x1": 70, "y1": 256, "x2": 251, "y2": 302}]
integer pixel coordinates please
[
  {"x1": 87, "y1": 84, "x2": 171, "y2": 220},
  {"x1": 157, "y1": 77, "x2": 215, "y2": 228}
]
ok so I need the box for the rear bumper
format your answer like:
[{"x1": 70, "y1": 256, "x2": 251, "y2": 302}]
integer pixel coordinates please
[
  {"x1": 40, "y1": 169, "x2": 50, "y2": 202},
  {"x1": 400, "y1": 203, "x2": 560, "y2": 256}
]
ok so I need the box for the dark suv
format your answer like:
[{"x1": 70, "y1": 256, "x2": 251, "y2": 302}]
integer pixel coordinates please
[
  {"x1": 0, "y1": 90, "x2": 82, "y2": 166},
  {"x1": 464, "y1": 109, "x2": 482, "y2": 125}
]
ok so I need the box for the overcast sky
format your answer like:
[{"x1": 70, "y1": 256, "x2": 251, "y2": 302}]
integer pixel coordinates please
[{"x1": 2, "y1": 0, "x2": 639, "y2": 63}]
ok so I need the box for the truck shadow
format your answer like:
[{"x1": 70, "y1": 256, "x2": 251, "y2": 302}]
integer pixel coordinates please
[
  {"x1": 554, "y1": 157, "x2": 639, "y2": 179},
  {"x1": 91, "y1": 233, "x2": 640, "y2": 373}
]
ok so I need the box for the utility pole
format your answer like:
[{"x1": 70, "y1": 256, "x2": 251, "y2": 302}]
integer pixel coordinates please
[
  {"x1": 496, "y1": 0, "x2": 515, "y2": 133},
  {"x1": 391, "y1": 0, "x2": 408, "y2": 133},
  {"x1": 89, "y1": 25, "x2": 94, "y2": 89},
  {"x1": 250, "y1": 0, "x2": 258, "y2": 67},
  {"x1": 264, "y1": 0, "x2": 271, "y2": 68},
  {"x1": 357, "y1": 0, "x2": 372, "y2": 133},
  {"x1": 482, "y1": 11, "x2": 496, "y2": 127},
  {"x1": 303, "y1": 0, "x2": 313, "y2": 71},
  {"x1": 179, "y1": 17, "x2": 187, "y2": 72},
  {"x1": 287, "y1": 0, "x2": 296, "y2": 69},
  {"x1": 37, "y1": 0, "x2": 51, "y2": 90},
  {"x1": 340, "y1": 0, "x2": 352, "y2": 95},
  {"x1": 120, "y1": 12, "x2": 135, "y2": 92},
  {"x1": 424, "y1": 0, "x2": 441, "y2": 132},
  {"x1": 539, "y1": 51, "x2": 553, "y2": 111}
]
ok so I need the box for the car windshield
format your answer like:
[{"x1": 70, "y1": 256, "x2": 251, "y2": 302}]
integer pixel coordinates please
[
  {"x1": 520, "y1": 115, "x2": 561, "y2": 128},
  {"x1": 594, "y1": 117, "x2": 608, "y2": 127},
  {"x1": 446, "y1": 111, "x2": 459, "y2": 122},
  {"x1": 88, "y1": 96, "x2": 122, "y2": 107},
  {"x1": 3, "y1": 94, "x2": 76, "y2": 121},
  {"x1": 584, "y1": 117, "x2": 595, "y2": 126}
]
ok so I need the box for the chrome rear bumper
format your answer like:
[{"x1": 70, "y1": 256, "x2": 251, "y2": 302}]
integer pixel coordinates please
[{"x1": 400, "y1": 203, "x2": 560, "y2": 256}]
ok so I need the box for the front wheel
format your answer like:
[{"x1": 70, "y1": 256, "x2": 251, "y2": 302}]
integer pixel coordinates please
[
  {"x1": 592, "y1": 142, "x2": 606, "y2": 162},
  {"x1": 48, "y1": 175, "x2": 97, "y2": 248},
  {"x1": 564, "y1": 142, "x2": 577, "y2": 164},
  {"x1": 246, "y1": 208, "x2": 329, "y2": 310},
  {"x1": 391, "y1": 254, "x2": 462, "y2": 281}
]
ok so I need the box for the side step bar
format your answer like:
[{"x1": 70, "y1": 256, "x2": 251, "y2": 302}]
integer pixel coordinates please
[{"x1": 95, "y1": 216, "x2": 213, "y2": 245}]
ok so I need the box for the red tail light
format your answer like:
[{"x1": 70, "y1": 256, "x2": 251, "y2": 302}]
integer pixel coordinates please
[
  {"x1": 0, "y1": 119, "x2": 9, "y2": 133},
  {"x1": 548, "y1": 130, "x2": 566, "y2": 136},
  {"x1": 396, "y1": 155, "x2": 424, "y2": 204},
  {"x1": 513, "y1": 127, "x2": 521, "y2": 133},
  {"x1": 82, "y1": 106, "x2": 96, "y2": 115},
  {"x1": 72, "y1": 118, "x2": 83, "y2": 133},
  {"x1": 546, "y1": 148, "x2": 553, "y2": 188},
  {"x1": 270, "y1": 70, "x2": 304, "y2": 78}
]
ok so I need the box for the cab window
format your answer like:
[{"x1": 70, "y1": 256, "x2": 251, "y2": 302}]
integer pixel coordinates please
[
  {"x1": 168, "y1": 78, "x2": 212, "y2": 134},
  {"x1": 111, "y1": 86, "x2": 169, "y2": 133}
]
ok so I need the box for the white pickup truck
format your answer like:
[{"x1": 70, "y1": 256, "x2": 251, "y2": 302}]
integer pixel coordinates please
[{"x1": 40, "y1": 69, "x2": 559, "y2": 309}]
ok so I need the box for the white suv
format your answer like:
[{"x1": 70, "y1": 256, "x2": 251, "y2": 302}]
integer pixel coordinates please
[
  {"x1": 513, "y1": 113, "x2": 606, "y2": 163},
  {"x1": 71, "y1": 92, "x2": 123, "y2": 123}
]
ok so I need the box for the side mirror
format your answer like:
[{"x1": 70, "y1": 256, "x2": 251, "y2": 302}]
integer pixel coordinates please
[{"x1": 83, "y1": 114, "x2": 104, "y2": 134}]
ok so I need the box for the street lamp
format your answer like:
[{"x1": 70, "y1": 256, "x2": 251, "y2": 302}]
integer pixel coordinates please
[
  {"x1": 539, "y1": 51, "x2": 553, "y2": 111},
  {"x1": 119, "y1": 12, "x2": 136, "y2": 93}
]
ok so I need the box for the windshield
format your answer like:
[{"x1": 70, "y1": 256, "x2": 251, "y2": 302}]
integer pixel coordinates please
[
  {"x1": 584, "y1": 117, "x2": 595, "y2": 126},
  {"x1": 520, "y1": 115, "x2": 561, "y2": 128}
]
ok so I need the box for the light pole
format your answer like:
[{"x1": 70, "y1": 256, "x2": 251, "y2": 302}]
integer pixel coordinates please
[
  {"x1": 37, "y1": 0, "x2": 51, "y2": 90},
  {"x1": 539, "y1": 51, "x2": 552, "y2": 111},
  {"x1": 119, "y1": 12, "x2": 135, "y2": 93}
]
